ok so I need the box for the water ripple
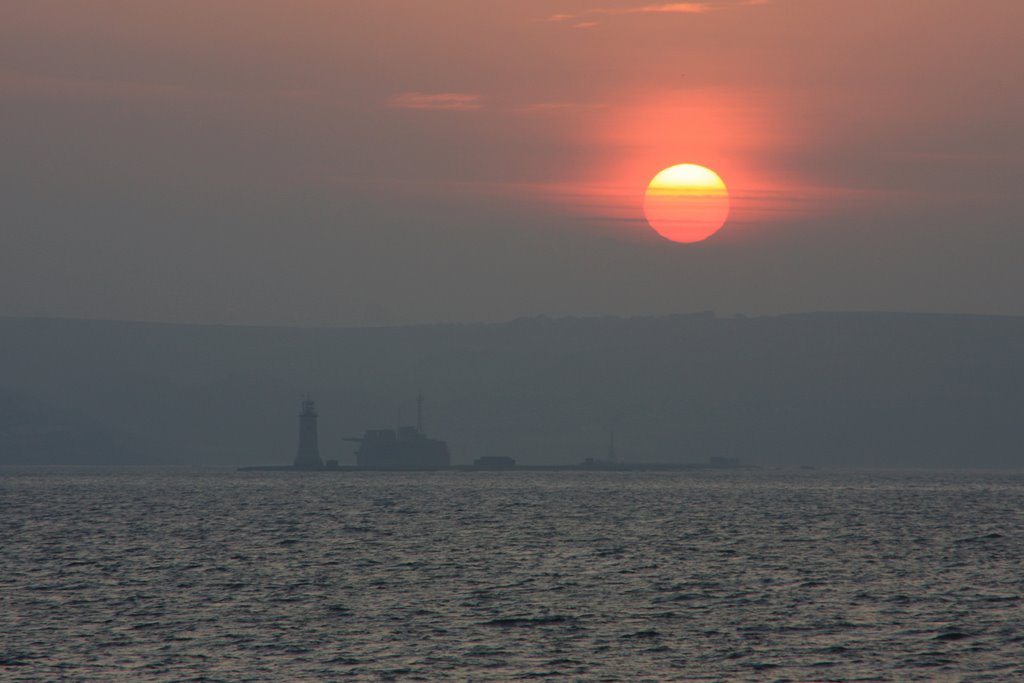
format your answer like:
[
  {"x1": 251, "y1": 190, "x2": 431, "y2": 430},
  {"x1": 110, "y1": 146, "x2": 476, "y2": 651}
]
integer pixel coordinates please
[{"x1": 2, "y1": 468, "x2": 1023, "y2": 681}]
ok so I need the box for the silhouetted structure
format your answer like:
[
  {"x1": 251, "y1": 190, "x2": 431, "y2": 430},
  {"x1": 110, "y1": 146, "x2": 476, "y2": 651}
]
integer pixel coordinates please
[
  {"x1": 347, "y1": 395, "x2": 451, "y2": 469},
  {"x1": 293, "y1": 398, "x2": 324, "y2": 470}
]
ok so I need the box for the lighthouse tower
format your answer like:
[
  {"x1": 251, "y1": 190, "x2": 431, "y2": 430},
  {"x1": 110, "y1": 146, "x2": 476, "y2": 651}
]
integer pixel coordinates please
[{"x1": 293, "y1": 398, "x2": 323, "y2": 470}]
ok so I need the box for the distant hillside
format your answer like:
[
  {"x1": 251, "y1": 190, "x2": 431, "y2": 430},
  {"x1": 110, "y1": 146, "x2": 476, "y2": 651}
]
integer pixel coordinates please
[{"x1": 1, "y1": 312, "x2": 1022, "y2": 468}]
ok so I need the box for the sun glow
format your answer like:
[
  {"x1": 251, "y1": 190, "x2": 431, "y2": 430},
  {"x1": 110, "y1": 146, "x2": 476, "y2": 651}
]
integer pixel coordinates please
[{"x1": 643, "y1": 163, "x2": 729, "y2": 243}]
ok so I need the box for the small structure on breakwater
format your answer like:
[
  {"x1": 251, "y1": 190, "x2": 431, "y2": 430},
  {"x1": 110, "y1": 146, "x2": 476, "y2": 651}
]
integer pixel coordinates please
[{"x1": 472, "y1": 456, "x2": 517, "y2": 470}]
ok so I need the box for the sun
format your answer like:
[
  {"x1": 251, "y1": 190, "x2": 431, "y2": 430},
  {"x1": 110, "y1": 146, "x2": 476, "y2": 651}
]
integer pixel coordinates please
[{"x1": 643, "y1": 164, "x2": 730, "y2": 243}]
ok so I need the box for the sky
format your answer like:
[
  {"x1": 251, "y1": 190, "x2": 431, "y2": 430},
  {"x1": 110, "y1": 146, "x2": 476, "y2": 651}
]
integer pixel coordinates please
[{"x1": 2, "y1": 0, "x2": 1022, "y2": 326}]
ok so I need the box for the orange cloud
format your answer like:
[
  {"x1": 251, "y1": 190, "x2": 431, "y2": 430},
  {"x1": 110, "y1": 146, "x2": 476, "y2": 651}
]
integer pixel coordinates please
[
  {"x1": 548, "y1": 1, "x2": 766, "y2": 25},
  {"x1": 548, "y1": 3, "x2": 710, "y2": 23},
  {"x1": 387, "y1": 92, "x2": 483, "y2": 111},
  {"x1": 0, "y1": 68, "x2": 189, "y2": 101},
  {"x1": 515, "y1": 102, "x2": 609, "y2": 115},
  {"x1": 626, "y1": 3, "x2": 712, "y2": 14}
]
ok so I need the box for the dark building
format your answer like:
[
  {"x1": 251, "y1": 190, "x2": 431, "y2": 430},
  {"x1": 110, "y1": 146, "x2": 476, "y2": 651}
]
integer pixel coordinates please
[
  {"x1": 293, "y1": 398, "x2": 324, "y2": 470},
  {"x1": 347, "y1": 395, "x2": 451, "y2": 469}
]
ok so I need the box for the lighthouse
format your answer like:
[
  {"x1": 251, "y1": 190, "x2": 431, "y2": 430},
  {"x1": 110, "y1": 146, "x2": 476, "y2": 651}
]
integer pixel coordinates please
[{"x1": 293, "y1": 398, "x2": 323, "y2": 470}]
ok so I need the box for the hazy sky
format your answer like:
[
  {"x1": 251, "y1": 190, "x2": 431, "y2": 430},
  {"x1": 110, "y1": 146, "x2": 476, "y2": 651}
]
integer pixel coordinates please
[{"x1": 2, "y1": 0, "x2": 1022, "y2": 325}]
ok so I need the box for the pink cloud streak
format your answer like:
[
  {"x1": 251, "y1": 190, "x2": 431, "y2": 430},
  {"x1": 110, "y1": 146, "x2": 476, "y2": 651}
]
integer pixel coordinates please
[{"x1": 387, "y1": 92, "x2": 483, "y2": 111}]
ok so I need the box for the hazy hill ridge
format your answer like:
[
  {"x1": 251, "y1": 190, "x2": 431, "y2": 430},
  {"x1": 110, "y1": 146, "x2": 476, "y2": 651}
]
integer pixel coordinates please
[{"x1": 1, "y1": 312, "x2": 1022, "y2": 468}]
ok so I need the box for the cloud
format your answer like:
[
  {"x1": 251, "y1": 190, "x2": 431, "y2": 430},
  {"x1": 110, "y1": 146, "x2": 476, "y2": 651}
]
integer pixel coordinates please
[
  {"x1": 515, "y1": 102, "x2": 609, "y2": 115},
  {"x1": 0, "y1": 68, "x2": 190, "y2": 101},
  {"x1": 387, "y1": 92, "x2": 483, "y2": 111},
  {"x1": 620, "y1": 3, "x2": 713, "y2": 14},
  {"x1": 547, "y1": 3, "x2": 710, "y2": 23},
  {"x1": 547, "y1": 1, "x2": 765, "y2": 25}
]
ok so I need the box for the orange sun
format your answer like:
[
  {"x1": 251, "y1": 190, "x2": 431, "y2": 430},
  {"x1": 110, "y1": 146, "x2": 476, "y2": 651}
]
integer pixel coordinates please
[{"x1": 643, "y1": 164, "x2": 730, "y2": 243}]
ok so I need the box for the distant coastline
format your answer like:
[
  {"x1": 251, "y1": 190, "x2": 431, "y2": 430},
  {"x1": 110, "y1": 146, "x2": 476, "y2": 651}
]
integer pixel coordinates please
[
  {"x1": 237, "y1": 460, "x2": 749, "y2": 473},
  {"x1": 3, "y1": 312, "x2": 1023, "y2": 470}
]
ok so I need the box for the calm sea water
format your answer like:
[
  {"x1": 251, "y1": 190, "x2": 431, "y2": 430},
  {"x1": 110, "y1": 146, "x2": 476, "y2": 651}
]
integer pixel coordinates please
[{"x1": 2, "y1": 468, "x2": 1023, "y2": 682}]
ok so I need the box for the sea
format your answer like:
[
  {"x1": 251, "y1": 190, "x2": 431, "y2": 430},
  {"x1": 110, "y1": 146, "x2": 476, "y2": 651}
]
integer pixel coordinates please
[{"x1": 2, "y1": 468, "x2": 1022, "y2": 682}]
